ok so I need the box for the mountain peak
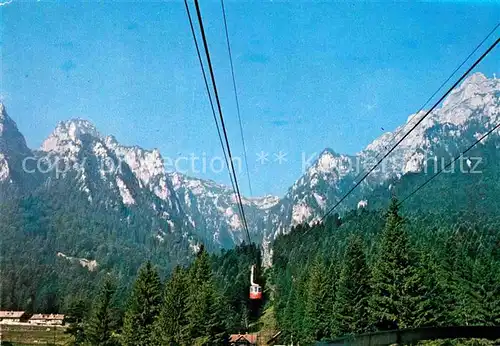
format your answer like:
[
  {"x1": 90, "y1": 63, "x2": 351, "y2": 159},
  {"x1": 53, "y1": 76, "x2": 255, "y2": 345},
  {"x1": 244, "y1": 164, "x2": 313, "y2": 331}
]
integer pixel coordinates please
[
  {"x1": 442, "y1": 72, "x2": 496, "y2": 109},
  {"x1": 41, "y1": 118, "x2": 100, "y2": 152},
  {"x1": 463, "y1": 72, "x2": 487, "y2": 85},
  {"x1": 0, "y1": 103, "x2": 5, "y2": 121},
  {"x1": 0, "y1": 103, "x2": 20, "y2": 136},
  {"x1": 313, "y1": 148, "x2": 353, "y2": 174},
  {"x1": 0, "y1": 104, "x2": 26, "y2": 147},
  {"x1": 58, "y1": 119, "x2": 100, "y2": 138},
  {"x1": 319, "y1": 147, "x2": 339, "y2": 157}
]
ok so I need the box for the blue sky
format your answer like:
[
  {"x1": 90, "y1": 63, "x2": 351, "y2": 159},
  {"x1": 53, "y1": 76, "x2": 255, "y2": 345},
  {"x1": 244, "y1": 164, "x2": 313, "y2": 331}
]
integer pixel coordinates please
[{"x1": 1, "y1": 1, "x2": 499, "y2": 196}]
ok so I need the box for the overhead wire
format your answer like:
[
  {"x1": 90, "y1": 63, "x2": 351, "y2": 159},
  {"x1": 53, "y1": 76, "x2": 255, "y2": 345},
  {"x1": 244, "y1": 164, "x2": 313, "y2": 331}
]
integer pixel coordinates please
[
  {"x1": 333, "y1": 22, "x2": 499, "y2": 213},
  {"x1": 398, "y1": 122, "x2": 500, "y2": 206},
  {"x1": 321, "y1": 36, "x2": 500, "y2": 222},
  {"x1": 193, "y1": 0, "x2": 252, "y2": 244},
  {"x1": 365, "y1": 23, "x2": 499, "y2": 168},
  {"x1": 183, "y1": 0, "x2": 247, "y2": 234},
  {"x1": 220, "y1": 0, "x2": 254, "y2": 197}
]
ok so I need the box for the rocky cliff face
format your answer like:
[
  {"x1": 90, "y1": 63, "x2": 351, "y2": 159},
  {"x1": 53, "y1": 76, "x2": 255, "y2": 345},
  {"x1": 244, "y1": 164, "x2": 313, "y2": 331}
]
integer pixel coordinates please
[{"x1": 264, "y1": 73, "x2": 500, "y2": 242}]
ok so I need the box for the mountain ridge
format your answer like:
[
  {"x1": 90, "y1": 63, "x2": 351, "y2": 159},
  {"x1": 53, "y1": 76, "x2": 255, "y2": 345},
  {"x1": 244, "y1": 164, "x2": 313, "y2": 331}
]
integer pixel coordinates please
[{"x1": 1, "y1": 72, "x2": 499, "y2": 256}]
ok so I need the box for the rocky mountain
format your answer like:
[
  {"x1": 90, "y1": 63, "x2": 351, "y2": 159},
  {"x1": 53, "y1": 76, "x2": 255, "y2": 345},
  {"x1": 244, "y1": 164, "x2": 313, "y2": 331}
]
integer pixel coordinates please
[
  {"x1": 168, "y1": 172, "x2": 278, "y2": 247},
  {"x1": 39, "y1": 119, "x2": 281, "y2": 249},
  {"x1": 38, "y1": 119, "x2": 198, "y2": 246},
  {"x1": 0, "y1": 110, "x2": 281, "y2": 251},
  {"x1": 0, "y1": 104, "x2": 40, "y2": 196},
  {"x1": 261, "y1": 72, "x2": 500, "y2": 260},
  {"x1": 0, "y1": 72, "x2": 498, "y2": 262}
]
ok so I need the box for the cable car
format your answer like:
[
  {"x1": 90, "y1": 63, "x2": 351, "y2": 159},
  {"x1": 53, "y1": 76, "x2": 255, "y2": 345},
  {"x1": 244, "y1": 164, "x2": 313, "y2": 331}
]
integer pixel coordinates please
[{"x1": 249, "y1": 264, "x2": 262, "y2": 300}]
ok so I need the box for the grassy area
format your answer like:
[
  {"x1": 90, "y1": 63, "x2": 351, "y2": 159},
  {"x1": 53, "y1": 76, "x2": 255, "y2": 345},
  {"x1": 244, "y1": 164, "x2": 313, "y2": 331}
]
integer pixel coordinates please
[
  {"x1": 249, "y1": 306, "x2": 280, "y2": 345},
  {"x1": 0, "y1": 324, "x2": 71, "y2": 345}
]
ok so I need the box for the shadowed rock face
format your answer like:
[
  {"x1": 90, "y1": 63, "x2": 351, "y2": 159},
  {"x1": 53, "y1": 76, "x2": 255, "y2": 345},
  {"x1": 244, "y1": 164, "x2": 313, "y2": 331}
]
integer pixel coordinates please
[{"x1": 0, "y1": 104, "x2": 39, "y2": 195}]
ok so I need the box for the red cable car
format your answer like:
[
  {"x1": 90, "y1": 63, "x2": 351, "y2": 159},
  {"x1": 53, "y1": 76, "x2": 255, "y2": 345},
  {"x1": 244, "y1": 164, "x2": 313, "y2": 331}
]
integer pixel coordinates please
[{"x1": 249, "y1": 264, "x2": 262, "y2": 300}]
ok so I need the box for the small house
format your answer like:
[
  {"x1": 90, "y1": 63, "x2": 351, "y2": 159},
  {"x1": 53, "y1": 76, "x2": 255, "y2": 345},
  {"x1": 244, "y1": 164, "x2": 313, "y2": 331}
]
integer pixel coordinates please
[
  {"x1": 0, "y1": 311, "x2": 28, "y2": 324},
  {"x1": 29, "y1": 313, "x2": 65, "y2": 326},
  {"x1": 229, "y1": 333, "x2": 258, "y2": 346}
]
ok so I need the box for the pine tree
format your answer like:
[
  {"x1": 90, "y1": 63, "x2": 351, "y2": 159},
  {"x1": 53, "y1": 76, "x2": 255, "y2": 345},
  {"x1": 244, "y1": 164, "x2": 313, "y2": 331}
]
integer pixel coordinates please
[
  {"x1": 439, "y1": 230, "x2": 463, "y2": 325},
  {"x1": 332, "y1": 235, "x2": 371, "y2": 336},
  {"x1": 303, "y1": 257, "x2": 329, "y2": 342},
  {"x1": 122, "y1": 261, "x2": 162, "y2": 346},
  {"x1": 322, "y1": 262, "x2": 338, "y2": 340},
  {"x1": 369, "y1": 198, "x2": 430, "y2": 330},
  {"x1": 185, "y1": 246, "x2": 226, "y2": 344},
  {"x1": 65, "y1": 298, "x2": 88, "y2": 345},
  {"x1": 290, "y1": 272, "x2": 309, "y2": 344},
  {"x1": 281, "y1": 279, "x2": 298, "y2": 342},
  {"x1": 485, "y1": 261, "x2": 500, "y2": 325},
  {"x1": 153, "y1": 266, "x2": 190, "y2": 345},
  {"x1": 416, "y1": 250, "x2": 448, "y2": 327},
  {"x1": 85, "y1": 278, "x2": 118, "y2": 346},
  {"x1": 441, "y1": 230, "x2": 485, "y2": 326}
]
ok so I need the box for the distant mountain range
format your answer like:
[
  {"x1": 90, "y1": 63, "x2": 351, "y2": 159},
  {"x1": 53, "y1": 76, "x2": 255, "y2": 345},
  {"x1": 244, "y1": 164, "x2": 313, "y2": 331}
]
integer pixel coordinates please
[{"x1": 1, "y1": 72, "x2": 499, "y2": 265}]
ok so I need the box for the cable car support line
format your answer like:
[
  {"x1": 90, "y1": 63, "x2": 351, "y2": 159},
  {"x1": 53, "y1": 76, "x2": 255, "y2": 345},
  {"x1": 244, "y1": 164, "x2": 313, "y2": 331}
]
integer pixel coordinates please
[
  {"x1": 193, "y1": 0, "x2": 252, "y2": 245},
  {"x1": 346, "y1": 23, "x2": 499, "y2": 197},
  {"x1": 183, "y1": 0, "x2": 237, "y2": 199},
  {"x1": 221, "y1": 0, "x2": 254, "y2": 197},
  {"x1": 321, "y1": 36, "x2": 499, "y2": 222},
  {"x1": 398, "y1": 122, "x2": 500, "y2": 206},
  {"x1": 183, "y1": 0, "x2": 247, "y2": 235},
  {"x1": 192, "y1": 0, "x2": 262, "y2": 300}
]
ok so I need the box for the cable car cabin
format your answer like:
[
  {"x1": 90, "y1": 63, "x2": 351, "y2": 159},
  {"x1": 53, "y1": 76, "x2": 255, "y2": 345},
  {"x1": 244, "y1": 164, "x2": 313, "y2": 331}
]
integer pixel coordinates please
[
  {"x1": 249, "y1": 265, "x2": 262, "y2": 300},
  {"x1": 249, "y1": 284, "x2": 262, "y2": 300}
]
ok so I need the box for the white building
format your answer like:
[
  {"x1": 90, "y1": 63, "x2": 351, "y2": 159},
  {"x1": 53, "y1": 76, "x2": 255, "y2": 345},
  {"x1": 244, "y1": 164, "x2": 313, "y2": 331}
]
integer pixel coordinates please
[
  {"x1": 0, "y1": 311, "x2": 27, "y2": 324},
  {"x1": 29, "y1": 314, "x2": 65, "y2": 326}
]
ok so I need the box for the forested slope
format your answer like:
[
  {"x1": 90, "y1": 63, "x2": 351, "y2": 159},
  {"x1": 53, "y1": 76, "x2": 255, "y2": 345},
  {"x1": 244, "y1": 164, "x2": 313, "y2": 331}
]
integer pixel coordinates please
[{"x1": 268, "y1": 138, "x2": 500, "y2": 343}]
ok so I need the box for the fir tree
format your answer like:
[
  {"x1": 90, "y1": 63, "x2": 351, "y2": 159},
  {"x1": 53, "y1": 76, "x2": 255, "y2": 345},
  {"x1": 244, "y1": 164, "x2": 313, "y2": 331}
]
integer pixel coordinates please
[
  {"x1": 153, "y1": 266, "x2": 190, "y2": 345},
  {"x1": 332, "y1": 235, "x2": 371, "y2": 336},
  {"x1": 281, "y1": 279, "x2": 298, "y2": 342},
  {"x1": 85, "y1": 278, "x2": 118, "y2": 346},
  {"x1": 416, "y1": 251, "x2": 448, "y2": 327},
  {"x1": 369, "y1": 198, "x2": 430, "y2": 330},
  {"x1": 485, "y1": 261, "x2": 500, "y2": 325},
  {"x1": 185, "y1": 246, "x2": 226, "y2": 344},
  {"x1": 122, "y1": 261, "x2": 162, "y2": 346},
  {"x1": 322, "y1": 262, "x2": 338, "y2": 340},
  {"x1": 303, "y1": 257, "x2": 329, "y2": 342},
  {"x1": 290, "y1": 272, "x2": 309, "y2": 344},
  {"x1": 65, "y1": 298, "x2": 88, "y2": 345}
]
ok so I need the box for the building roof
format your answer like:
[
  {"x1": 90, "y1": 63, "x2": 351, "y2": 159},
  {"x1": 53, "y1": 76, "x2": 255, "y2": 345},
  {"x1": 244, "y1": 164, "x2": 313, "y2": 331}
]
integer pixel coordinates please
[
  {"x1": 266, "y1": 330, "x2": 283, "y2": 345},
  {"x1": 229, "y1": 333, "x2": 258, "y2": 344},
  {"x1": 30, "y1": 314, "x2": 65, "y2": 320},
  {"x1": 0, "y1": 311, "x2": 25, "y2": 318}
]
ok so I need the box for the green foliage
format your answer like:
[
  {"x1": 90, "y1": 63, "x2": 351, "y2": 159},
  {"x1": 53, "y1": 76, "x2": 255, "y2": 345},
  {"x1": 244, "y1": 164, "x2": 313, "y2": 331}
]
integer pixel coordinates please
[
  {"x1": 332, "y1": 235, "x2": 371, "y2": 336},
  {"x1": 303, "y1": 257, "x2": 331, "y2": 342},
  {"x1": 185, "y1": 246, "x2": 227, "y2": 344},
  {"x1": 272, "y1": 197, "x2": 500, "y2": 342},
  {"x1": 211, "y1": 242, "x2": 263, "y2": 332},
  {"x1": 65, "y1": 297, "x2": 88, "y2": 345},
  {"x1": 2, "y1": 140, "x2": 500, "y2": 343},
  {"x1": 369, "y1": 198, "x2": 430, "y2": 330},
  {"x1": 122, "y1": 261, "x2": 162, "y2": 346},
  {"x1": 0, "y1": 174, "x2": 192, "y2": 314},
  {"x1": 85, "y1": 278, "x2": 119, "y2": 346},
  {"x1": 153, "y1": 266, "x2": 190, "y2": 345}
]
